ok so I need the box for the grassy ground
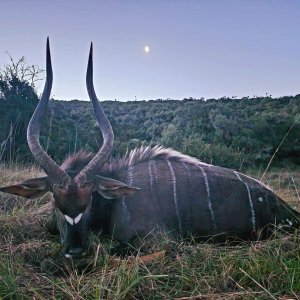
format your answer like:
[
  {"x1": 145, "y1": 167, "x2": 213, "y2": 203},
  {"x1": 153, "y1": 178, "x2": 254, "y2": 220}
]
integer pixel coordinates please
[{"x1": 0, "y1": 165, "x2": 299, "y2": 299}]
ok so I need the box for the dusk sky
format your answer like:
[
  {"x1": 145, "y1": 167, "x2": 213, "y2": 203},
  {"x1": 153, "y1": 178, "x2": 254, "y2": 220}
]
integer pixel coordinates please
[{"x1": 0, "y1": 0, "x2": 299, "y2": 101}]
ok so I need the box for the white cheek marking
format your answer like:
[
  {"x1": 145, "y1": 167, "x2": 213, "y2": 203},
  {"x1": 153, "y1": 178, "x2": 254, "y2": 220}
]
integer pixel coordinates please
[
  {"x1": 74, "y1": 213, "x2": 83, "y2": 224},
  {"x1": 258, "y1": 197, "x2": 263, "y2": 202},
  {"x1": 65, "y1": 215, "x2": 74, "y2": 225}
]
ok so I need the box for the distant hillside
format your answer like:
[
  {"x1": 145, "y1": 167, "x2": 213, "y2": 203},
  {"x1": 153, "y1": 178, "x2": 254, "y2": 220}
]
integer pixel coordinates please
[{"x1": 0, "y1": 96, "x2": 299, "y2": 170}]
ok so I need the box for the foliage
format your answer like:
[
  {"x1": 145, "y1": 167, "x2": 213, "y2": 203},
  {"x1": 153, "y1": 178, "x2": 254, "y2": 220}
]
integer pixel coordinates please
[
  {"x1": 1, "y1": 95, "x2": 300, "y2": 170},
  {"x1": 0, "y1": 55, "x2": 43, "y2": 163},
  {"x1": 0, "y1": 54, "x2": 42, "y2": 101}
]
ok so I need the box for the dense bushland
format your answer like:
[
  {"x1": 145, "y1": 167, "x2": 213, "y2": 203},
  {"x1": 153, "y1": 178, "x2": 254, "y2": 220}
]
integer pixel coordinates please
[
  {"x1": 1, "y1": 56, "x2": 299, "y2": 170},
  {"x1": 1, "y1": 96, "x2": 300, "y2": 170}
]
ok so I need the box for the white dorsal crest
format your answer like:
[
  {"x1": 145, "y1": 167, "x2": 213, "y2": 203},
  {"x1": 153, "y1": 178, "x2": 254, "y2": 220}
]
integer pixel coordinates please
[{"x1": 64, "y1": 213, "x2": 83, "y2": 226}]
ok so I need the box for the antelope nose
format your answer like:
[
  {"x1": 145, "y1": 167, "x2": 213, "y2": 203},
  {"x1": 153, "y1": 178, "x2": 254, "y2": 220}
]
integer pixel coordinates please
[{"x1": 65, "y1": 246, "x2": 85, "y2": 258}]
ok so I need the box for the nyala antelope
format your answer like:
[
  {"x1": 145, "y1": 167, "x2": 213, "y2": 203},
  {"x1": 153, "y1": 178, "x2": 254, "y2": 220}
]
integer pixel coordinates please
[{"x1": 0, "y1": 39, "x2": 299, "y2": 258}]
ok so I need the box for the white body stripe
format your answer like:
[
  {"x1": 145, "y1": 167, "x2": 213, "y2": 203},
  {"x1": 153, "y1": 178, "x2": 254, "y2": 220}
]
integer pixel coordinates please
[
  {"x1": 234, "y1": 171, "x2": 256, "y2": 231},
  {"x1": 167, "y1": 160, "x2": 182, "y2": 233},
  {"x1": 128, "y1": 166, "x2": 134, "y2": 185},
  {"x1": 122, "y1": 166, "x2": 134, "y2": 220},
  {"x1": 148, "y1": 160, "x2": 154, "y2": 188},
  {"x1": 122, "y1": 197, "x2": 130, "y2": 219},
  {"x1": 151, "y1": 160, "x2": 157, "y2": 184},
  {"x1": 182, "y1": 162, "x2": 191, "y2": 178},
  {"x1": 197, "y1": 166, "x2": 217, "y2": 231}
]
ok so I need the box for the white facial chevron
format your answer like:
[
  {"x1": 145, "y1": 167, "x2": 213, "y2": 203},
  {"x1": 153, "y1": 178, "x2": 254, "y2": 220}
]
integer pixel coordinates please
[
  {"x1": 74, "y1": 213, "x2": 83, "y2": 224},
  {"x1": 64, "y1": 213, "x2": 83, "y2": 226}
]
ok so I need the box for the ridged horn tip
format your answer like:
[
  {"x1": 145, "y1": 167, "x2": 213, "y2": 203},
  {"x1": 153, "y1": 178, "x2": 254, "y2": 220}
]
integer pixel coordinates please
[
  {"x1": 87, "y1": 42, "x2": 93, "y2": 74},
  {"x1": 89, "y1": 42, "x2": 93, "y2": 57},
  {"x1": 46, "y1": 37, "x2": 52, "y2": 79}
]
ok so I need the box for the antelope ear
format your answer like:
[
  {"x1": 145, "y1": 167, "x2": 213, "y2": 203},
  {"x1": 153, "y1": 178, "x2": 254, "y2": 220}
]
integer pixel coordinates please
[
  {"x1": 0, "y1": 177, "x2": 51, "y2": 199},
  {"x1": 93, "y1": 175, "x2": 140, "y2": 199}
]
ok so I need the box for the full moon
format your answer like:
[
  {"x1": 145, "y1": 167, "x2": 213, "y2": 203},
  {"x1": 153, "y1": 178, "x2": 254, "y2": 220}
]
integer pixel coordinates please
[{"x1": 144, "y1": 46, "x2": 150, "y2": 53}]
